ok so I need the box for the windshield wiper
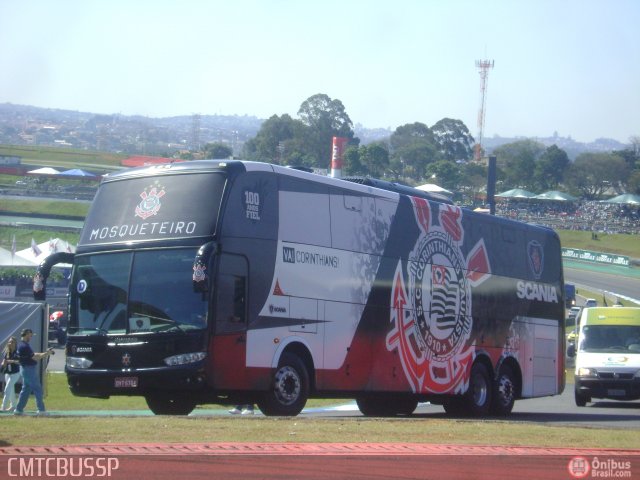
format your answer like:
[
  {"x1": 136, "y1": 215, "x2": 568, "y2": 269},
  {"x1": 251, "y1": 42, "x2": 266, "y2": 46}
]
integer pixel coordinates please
[{"x1": 68, "y1": 326, "x2": 109, "y2": 335}]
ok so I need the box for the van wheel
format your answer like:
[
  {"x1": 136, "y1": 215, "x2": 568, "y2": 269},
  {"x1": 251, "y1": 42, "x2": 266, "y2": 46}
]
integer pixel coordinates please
[
  {"x1": 463, "y1": 363, "x2": 492, "y2": 417},
  {"x1": 575, "y1": 389, "x2": 590, "y2": 407},
  {"x1": 490, "y1": 364, "x2": 516, "y2": 416},
  {"x1": 258, "y1": 353, "x2": 309, "y2": 416},
  {"x1": 145, "y1": 394, "x2": 196, "y2": 415}
]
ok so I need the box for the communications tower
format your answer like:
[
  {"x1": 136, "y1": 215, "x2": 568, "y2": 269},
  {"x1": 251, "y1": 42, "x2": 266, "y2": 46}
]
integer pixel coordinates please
[
  {"x1": 474, "y1": 59, "x2": 494, "y2": 162},
  {"x1": 190, "y1": 113, "x2": 201, "y2": 152}
]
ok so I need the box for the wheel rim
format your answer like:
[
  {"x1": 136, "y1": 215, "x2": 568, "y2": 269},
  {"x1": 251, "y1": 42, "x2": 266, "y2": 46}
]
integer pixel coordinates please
[
  {"x1": 497, "y1": 374, "x2": 514, "y2": 406},
  {"x1": 274, "y1": 365, "x2": 301, "y2": 406},
  {"x1": 473, "y1": 371, "x2": 488, "y2": 407}
]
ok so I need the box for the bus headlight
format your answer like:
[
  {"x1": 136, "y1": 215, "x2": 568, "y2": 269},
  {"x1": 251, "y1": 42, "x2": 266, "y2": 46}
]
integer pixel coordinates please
[
  {"x1": 163, "y1": 352, "x2": 206, "y2": 366},
  {"x1": 66, "y1": 357, "x2": 93, "y2": 369},
  {"x1": 577, "y1": 367, "x2": 597, "y2": 377}
]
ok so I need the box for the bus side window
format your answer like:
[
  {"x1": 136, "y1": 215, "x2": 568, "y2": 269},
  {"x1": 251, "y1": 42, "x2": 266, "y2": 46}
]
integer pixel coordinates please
[{"x1": 215, "y1": 254, "x2": 248, "y2": 334}]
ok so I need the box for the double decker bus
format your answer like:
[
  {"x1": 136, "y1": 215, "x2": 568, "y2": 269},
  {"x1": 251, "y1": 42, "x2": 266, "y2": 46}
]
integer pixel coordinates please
[{"x1": 35, "y1": 160, "x2": 565, "y2": 416}]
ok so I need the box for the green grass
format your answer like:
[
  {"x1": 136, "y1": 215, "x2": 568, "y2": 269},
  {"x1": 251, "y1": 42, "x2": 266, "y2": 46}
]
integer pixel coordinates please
[
  {"x1": 0, "y1": 372, "x2": 635, "y2": 449},
  {"x1": 0, "y1": 198, "x2": 89, "y2": 217},
  {"x1": 0, "y1": 144, "x2": 125, "y2": 168},
  {"x1": 557, "y1": 230, "x2": 640, "y2": 258}
]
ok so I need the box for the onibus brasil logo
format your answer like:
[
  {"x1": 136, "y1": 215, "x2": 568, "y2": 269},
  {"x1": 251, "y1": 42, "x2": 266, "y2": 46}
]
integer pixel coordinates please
[
  {"x1": 386, "y1": 199, "x2": 491, "y2": 394},
  {"x1": 135, "y1": 182, "x2": 166, "y2": 220}
]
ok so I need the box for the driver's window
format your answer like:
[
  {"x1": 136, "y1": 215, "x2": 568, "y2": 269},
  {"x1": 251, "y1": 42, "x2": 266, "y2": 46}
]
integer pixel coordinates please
[{"x1": 215, "y1": 254, "x2": 247, "y2": 334}]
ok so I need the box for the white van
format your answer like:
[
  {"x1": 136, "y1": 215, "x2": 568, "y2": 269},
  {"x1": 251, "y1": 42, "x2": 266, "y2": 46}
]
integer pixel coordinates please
[{"x1": 571, "y1": 307, "x2": 640, "y2": 406}]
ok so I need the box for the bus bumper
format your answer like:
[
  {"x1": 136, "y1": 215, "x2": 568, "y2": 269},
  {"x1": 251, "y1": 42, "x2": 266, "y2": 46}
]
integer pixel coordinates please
[{"x1": 66, "y1": 363, "x2": 208, "y2": 398}]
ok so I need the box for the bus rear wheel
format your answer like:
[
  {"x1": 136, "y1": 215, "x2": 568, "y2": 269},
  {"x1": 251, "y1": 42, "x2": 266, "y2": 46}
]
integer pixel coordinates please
[
  {"x1": 490, "y1": 364, "x2": 516, "y2": 416},
  {"x1": 145, "y1": 394, "x2": 196, "y2": 415},
  {"x1": 258, "y1": 352, "x2": 309, "y2": 416}
]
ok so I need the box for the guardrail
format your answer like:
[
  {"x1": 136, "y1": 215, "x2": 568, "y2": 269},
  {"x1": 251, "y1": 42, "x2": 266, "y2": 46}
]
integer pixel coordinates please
[{"x1": 562, "y1": 247, "x2": 630, "y2": 267}]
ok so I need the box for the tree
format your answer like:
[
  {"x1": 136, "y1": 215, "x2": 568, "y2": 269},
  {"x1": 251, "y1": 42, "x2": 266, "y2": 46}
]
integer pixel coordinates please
[
  {"x1": 203, "y1": 142, "x2": 233, "y2": 159},
  {"x1": 243, "y1": 114, "x2": 301, "y2": 163},
  {"x1": 359, "y1": 142, "x2": 390, "y2": 178},
  {"x1": 493, "y1": 139, "x2": 545, "y2": 190},
  {"x1": 389, "y1": 123, "x2": 440, "y2": 181},
  {"x1": 343, "y1": 146, "x2": 364, "y2": 176},
  {"x1": 425, "y1": 160, "x2": 461, "y2": 191},
  {"x1": 459, "y1": 161, "x2": 488, "y2": 203},
  {"x1": 533, "y1": 145, "x2": 570, "y2": 191},
  {"x1": 431, "y1": 118, "x2": 475, "y2": 161},
  {"x1": 564, "y1": 153, "x2": 629, "y2": 200},
  {"x1": 297, "y1": 93, "x2": 355, "y2": 167}
]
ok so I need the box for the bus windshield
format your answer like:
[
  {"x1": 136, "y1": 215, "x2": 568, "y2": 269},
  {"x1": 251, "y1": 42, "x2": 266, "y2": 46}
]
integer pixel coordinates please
[
  {"x1": 70, "y1": 248, "x2": 207, "y2": 335},
  {"x1": 578, "y1": 325, "x2": 640, "y2": 353}
]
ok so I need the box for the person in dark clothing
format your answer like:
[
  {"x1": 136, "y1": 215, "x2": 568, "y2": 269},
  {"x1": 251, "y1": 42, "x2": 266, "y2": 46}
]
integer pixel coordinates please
[{"x1": 14, "y1": 329, "x2": 54, "y2": 416}]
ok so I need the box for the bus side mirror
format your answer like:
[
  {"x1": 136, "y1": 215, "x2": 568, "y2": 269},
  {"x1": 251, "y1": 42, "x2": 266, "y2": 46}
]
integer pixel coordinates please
[
  {"x1": 193, "y1": 242, "x2": 217, "y2": 295},
  {"x1": 567, "y1": 343, "x2": 576, "y2": 358},
  {"x1": 33, "y1": 252, "x2": 74, "y2": 301}
]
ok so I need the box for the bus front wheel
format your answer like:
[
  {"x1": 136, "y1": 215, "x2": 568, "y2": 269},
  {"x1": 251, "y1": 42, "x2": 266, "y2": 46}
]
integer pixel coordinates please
[
  {"x1": 258, "y1": 352, "x2": 309, "y2": 416},
  {"x1": 145, "y1": 394, "x2": 196, "y2": 415}
]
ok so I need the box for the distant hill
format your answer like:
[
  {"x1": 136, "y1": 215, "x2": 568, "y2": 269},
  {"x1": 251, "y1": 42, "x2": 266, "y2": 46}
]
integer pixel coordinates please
[{"x1": 0, "y1": 103, "x2": 628, "y2": 160}]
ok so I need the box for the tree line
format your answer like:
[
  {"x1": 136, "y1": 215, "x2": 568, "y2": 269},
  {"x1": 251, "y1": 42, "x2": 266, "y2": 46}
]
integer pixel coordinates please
[{"x1": 197, "y1": 93, "x2": 640, "y2": 201}]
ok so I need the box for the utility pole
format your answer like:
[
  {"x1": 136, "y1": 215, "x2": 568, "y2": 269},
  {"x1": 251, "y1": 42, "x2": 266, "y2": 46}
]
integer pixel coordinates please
[{"x1": 474, "y1": 60, "x2": 494, "y2": 162}]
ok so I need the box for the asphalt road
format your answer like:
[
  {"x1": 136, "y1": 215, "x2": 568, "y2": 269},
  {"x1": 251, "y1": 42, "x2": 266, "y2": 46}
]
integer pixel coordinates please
[{"x1": 564, "y1": 263, "x2": 640, "y2": 303}]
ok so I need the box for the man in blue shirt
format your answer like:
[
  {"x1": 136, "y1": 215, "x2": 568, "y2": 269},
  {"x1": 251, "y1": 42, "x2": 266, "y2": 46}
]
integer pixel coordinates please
[{"x1": 14, "y1": 329, "x2": 54, "y2": 416}]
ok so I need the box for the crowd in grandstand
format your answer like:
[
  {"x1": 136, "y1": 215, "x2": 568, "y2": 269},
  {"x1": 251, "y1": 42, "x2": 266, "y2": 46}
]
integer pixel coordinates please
[{"x1": 495, "y1": 200, "x2": 640, "y2": 235}]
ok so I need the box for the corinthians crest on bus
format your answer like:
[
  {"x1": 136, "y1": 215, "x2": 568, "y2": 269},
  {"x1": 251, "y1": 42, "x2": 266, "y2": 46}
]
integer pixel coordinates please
[
  {"x1": 135, "y1": 183, "x2": 166, "y2": 220},
  {"x1": 386, "y1": 199, "x2": 492, "y2": 394}
]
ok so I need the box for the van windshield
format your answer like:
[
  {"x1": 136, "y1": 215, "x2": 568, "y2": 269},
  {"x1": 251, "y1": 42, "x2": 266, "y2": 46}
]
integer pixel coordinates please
[
  {"x1": 69, "y1": 248, "x2": 207, "y2": 335},
  {"x1": 578, "y1": 325, "x2": 640, "y2": 353}
]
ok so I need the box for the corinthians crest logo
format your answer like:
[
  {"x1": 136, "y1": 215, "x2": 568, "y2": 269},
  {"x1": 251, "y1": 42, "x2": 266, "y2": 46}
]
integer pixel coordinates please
[
  {"x1": 135, "y1": 182, "x2": 165, "y2": 220},
  {"x1": 386, "y1": 199, "x2": 492, "y2": 394}
]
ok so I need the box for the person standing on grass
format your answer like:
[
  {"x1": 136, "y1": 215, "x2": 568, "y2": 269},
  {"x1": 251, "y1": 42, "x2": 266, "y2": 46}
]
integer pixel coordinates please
[
  {"x1": 1, "y1": 337, "x2": 21, "y2": 411},
  {"x1": 14, "y1": 329, "x2": 54, "y2": 416}
]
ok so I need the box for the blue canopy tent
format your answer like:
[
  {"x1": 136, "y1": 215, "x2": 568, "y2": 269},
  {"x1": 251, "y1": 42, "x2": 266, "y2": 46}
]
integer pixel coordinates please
[{"x1": 59, "y1": 168, "x2": 98, "y2": 178}]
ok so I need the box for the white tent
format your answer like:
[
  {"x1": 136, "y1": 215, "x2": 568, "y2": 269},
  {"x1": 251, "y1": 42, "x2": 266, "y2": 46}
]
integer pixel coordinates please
[
  {"x1": 0, "y1": 247, "x2": 38, "y2": 266},
  {"x1": 14, "y1": 238, "x2": 75, "y2": 266},
  {"x1": 27, "y1": 167, "x2": 60, "y2": 175},
  {"x1": 415, "y1": 183, "x2": 453, "y2": 195}
]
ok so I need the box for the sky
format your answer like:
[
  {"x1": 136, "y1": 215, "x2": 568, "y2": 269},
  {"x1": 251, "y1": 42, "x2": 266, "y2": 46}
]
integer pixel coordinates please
[{"x1": 0, "y1": 0, "x2": 638, "y2": 144}]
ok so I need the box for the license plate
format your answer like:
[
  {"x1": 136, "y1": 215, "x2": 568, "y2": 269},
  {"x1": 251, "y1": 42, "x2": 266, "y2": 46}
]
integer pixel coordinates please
[
  {"x1": 115, "y1": 377, "x2": 138, "y2": 388},
  {"x1": 607, "y1": 389, "x2": 625, "y2": 396}
]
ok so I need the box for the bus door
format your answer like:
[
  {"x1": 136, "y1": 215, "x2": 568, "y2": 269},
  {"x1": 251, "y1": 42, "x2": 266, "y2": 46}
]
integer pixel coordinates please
[{"x1": 209, "y1": 253, "x2": 249, "y2": 389}]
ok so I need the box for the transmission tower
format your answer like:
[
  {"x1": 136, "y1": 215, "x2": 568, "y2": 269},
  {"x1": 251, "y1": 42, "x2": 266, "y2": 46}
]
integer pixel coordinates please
[
  {"x1": 191, "y1": 113, "x2": 201, "y2": 152},
  {"x1": 474, "y1": 59, "x2": 494, "y2": 162}
]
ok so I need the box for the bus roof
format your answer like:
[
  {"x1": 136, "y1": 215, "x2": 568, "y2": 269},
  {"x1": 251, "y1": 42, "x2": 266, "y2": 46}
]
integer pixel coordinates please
[
  {"x1": 103, "y1": 159, "x2": 449, "y2": 203},
  {"x1": 580, "y1": 307, "x2": 640, "y2": 326}
]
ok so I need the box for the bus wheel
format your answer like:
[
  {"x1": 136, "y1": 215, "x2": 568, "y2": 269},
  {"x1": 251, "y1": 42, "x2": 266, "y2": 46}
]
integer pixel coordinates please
[
  {"x1": 395, "y1": 397, "x2": 419, "y2": 416},
  {"x1": 442, "y1": 398, "x2": 465, "y2": 416},
  {"x1": 490, "y1": 364, "x2": 516, "y2": 416},
  {"x1": 258, "y1": 352, "x2": 309, "y2": 416},
  {"x1": 145, "y1": 394, "x2": 196, "y2": 415},
  {"x1": 356, "y1": 397, "x2": 395, "y2": 416},
  {"x1": 356, "y1": 397, "x2": 417, "y2": 416},
  {"x1": 574, "y1": 389, "x2": 590, "y2": 407},
  {"x1": 463, "y1": 362, "x2": 492, "y2": 417}
]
